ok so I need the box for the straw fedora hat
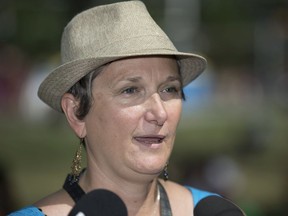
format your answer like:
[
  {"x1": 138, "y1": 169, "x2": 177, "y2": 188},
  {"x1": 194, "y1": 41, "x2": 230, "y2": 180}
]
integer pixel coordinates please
[{"x1": 38, "y1": 0, "x2": 207, "y2": 112}]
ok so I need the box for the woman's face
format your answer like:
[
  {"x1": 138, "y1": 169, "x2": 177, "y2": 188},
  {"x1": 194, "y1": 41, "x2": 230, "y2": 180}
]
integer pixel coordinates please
[{"x1": 83, "y1": 56, "x2": 183, "y2": 181}]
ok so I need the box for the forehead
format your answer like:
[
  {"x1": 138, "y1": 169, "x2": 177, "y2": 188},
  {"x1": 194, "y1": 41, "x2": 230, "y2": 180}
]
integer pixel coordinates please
[{"x1": 99, "y1": 56, "x2": 180, "y2": 81}]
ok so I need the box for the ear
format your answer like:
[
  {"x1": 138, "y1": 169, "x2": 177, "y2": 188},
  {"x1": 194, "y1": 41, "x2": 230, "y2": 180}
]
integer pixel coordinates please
[{"x1": 61, "y1": 93, "x2": 87, "y2": 138}]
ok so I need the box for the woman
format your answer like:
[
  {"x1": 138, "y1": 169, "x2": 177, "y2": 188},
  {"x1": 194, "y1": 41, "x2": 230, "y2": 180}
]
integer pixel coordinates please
[{"x1": 9, "y1": 1, "x2": 245, "y2": 215}]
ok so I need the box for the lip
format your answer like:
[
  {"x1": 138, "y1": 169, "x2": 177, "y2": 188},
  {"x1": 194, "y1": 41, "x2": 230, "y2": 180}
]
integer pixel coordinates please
[{"x1": 133, "y1": 135, "x2": 166, "y2": 145}]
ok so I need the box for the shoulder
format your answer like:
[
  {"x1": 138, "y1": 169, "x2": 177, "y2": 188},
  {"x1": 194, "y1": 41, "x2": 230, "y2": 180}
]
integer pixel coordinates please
[
  {"x1": 185, "y1": 186, "x2": 220, "y2": 207},
  {"x1": 33, "y1": 189, "x2": 74, "y2": 216},
  {"x1": 159, "y1": 179, "x2": 193, "y2": 216},
  {"x1": 8, "y1": 189, "x2": 73, "y2": 216},
  {"x1": 159, "y1": 179, "x2": 221, "y2": 215},
  {"x1": 8, "y1": 206, "x2": 45, "y2": 216}
]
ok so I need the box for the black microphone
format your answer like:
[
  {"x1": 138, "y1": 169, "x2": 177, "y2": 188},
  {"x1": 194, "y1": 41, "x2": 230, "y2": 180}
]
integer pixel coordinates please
[
  {"x1": 68, "y1": 189, "x2": 128, "y2": 216},
  {"x1": 194, "y1": 195, "x2": 245, "y2": 216}
]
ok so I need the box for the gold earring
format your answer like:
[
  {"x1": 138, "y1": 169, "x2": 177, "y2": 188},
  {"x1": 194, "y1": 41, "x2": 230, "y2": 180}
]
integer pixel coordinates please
[
  {"x1": 163, "y1": 162, "x2": 169, "y2": 181},
  {"x1": 71, "y1": 138, "x2": 84, "y2": 179}
]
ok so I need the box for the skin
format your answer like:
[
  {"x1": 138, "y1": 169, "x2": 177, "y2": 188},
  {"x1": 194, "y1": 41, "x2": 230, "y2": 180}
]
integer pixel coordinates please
[{"x1": 35, "y1": 56, "x2": 194, "y2": 216}]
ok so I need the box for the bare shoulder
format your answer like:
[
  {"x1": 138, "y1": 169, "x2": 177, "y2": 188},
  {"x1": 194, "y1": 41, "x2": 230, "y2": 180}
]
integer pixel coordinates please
[
  {"x1": 159, "y1": 179, "x2": 193, "y2": 216},
  {"x1": 34, "y1": 189, "x2": 74, "y2": 216}
]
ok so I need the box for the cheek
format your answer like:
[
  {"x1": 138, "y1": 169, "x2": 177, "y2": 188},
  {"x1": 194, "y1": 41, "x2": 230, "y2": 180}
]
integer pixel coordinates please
[
  {"x1": 90, "y1": 103, "x2": 142, "y2": 138},
  {"x1": 167, "y1": 101, "x2": 182, "y2": 126},
  {"x1": 112, "y1": 107, "x2": 143, "y2": 136}
]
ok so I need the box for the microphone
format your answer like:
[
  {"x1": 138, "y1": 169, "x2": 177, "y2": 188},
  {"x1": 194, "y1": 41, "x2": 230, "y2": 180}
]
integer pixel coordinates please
[
  {"x1": 68, "y1": 189, "x2": 128, "y2": 216},
  {"x1": 194, "y1": 195, "x2": 245, "y2": 216}
]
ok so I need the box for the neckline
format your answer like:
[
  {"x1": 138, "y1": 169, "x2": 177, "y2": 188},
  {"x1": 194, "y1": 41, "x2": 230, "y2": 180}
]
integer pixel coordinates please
[{"x1": 63, "y1": 172, "x2": 173, "y2": 215}]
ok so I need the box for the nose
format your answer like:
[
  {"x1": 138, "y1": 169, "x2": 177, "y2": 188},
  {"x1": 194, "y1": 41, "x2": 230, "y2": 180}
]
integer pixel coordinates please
[{"x1": 144, "y1": 93, "x2": 168, "y2": 126}]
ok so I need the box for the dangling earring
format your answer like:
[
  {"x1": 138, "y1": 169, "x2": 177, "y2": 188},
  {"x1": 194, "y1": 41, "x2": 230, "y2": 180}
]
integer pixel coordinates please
[
  {"x1": 163, "y1": 162, "x2": 169, "y2": 181},
  {"x1": 71, "y1": 138, "x2": 84, "y2": 180}
]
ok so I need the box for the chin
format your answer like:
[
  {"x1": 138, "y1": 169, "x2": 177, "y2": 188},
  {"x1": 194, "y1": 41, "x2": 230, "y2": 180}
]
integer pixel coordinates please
[{"x1": 135, "y1": 159, "x2": 167, "y2": 176}]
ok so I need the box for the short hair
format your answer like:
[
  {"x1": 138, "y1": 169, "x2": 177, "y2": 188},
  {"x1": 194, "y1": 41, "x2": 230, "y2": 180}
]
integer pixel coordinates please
[{"x1": 67, "y1": 65, "x2": 105, "y2": 120}]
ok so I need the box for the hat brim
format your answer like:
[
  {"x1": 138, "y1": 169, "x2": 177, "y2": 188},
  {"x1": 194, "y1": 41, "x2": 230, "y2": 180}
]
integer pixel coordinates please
[{"x1": 38, "y1": 50, "x2": 206, "y2": 112}]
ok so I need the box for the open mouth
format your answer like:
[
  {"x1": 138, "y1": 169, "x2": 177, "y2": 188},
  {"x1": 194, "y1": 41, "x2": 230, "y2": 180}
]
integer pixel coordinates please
[{"x1": 134, "y1": 135, "x2": 165, "y2": 144}]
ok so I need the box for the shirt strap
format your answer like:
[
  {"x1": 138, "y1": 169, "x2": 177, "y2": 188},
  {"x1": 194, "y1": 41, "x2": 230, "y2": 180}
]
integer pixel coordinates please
[
  {"x1": 158, "y1": 181, "x2": 173, "y2": 216},
  {"x1": 63, "y1": 173, "x2": 85, "y2": 203}
]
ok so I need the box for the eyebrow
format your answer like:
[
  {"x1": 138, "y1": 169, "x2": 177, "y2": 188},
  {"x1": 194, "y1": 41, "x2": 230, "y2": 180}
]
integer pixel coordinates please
[
  {"x1": 126, "y1": 76, "x2": 142, "y2": 82},
  {"x1": 122, "y1": 75, "x2": 181, "y2": 83},
  {"x1": 165, "y1": 75, "x2": 181, "y2": 82}
]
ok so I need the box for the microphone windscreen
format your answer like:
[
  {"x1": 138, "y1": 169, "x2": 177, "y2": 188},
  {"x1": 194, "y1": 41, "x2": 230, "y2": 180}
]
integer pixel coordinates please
[
  {"x1": 68, "y1": 189, "x2": 128, "y2": 216},
  {"x1": 194, "y1": 195, "x2": 245, "y2": 216}
]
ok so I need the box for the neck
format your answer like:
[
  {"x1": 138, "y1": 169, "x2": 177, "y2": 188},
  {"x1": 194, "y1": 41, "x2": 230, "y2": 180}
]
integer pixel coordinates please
[{"x1": 79, "y1": 166, "x2": 160, "y2": 216}]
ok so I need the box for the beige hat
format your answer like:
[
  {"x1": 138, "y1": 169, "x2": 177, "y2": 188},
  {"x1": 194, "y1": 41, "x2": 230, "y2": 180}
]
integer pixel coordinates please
[{"x1": 38, "y1": 0, "x2": 206, "y2": 112}]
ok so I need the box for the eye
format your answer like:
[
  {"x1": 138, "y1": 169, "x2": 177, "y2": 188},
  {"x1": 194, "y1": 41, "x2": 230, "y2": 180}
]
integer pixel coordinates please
[
  {"x1": 162, "y1": 86, "x2": 179, "y2": 94},
  {"x1": 160, "y1": 85, "x2": 182, "y2": 101},
  {"x1": 121, "y1": 87, "x2": 139, "y2": 94}
]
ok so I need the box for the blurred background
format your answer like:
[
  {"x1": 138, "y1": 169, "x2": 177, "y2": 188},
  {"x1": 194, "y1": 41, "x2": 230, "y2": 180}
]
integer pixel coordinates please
[{"x1": 0, "y1": 0, "x2": 287, "y2": 215}]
